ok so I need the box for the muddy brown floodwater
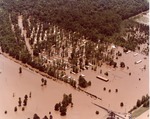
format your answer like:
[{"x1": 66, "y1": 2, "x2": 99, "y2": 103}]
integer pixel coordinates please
[
  {"x1": 0, "y1": 54, "x2": 109, "y2": 119},
  {"x1": 66, "y1": 46, "x2": 149, "y2": 116},
  {"x1": 0, "y1": 44, "x2": 148, "y2": 119},
  {"x1": 1, "y1": 14, "x2": 149, "y2": 118}
]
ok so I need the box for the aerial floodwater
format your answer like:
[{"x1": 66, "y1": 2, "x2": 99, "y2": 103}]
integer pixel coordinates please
[
  {"x1": 0, "y1": 12, "x2": 149, "y2": 119},
  {"x1": 0, "y1": 54, "x2": 108, "y2": 119},
  {"x1": 0, "y1": 44, "x2": 149, "y2": 119},
  {"x1": 0, "y1": 0, "x2": 149, "y2": 119}
]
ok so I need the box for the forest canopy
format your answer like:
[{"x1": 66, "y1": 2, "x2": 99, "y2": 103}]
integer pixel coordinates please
[{"x1": 0, "y1": 0, "x2": 149, "y2": 41}]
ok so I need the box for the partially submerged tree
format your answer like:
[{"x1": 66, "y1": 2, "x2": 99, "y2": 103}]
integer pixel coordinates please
[
  {"x1": 78, "y1": 75, "x2": 91, "y2": 88},
  {"x1": 19, "y1": 67, "x2": 22, "y2": 73},
  {"x1": 120, "y1": 62, "x2": 125, "y2": 68}
]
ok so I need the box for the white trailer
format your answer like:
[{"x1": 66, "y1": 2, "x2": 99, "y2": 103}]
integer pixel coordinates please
[{"x1": 135, "y1": 60, "x2": 142, "y2": 64}]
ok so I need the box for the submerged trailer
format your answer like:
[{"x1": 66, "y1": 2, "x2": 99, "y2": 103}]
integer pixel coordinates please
[
  {"x1": 133, "y1": 53, "x2": 138, "y2": 56},
  {"x1": 80, "y1": 74, "x2": 85, "y2": 77},
  {"x1": 126, "y1": 50, "x2": 131, "y2": 54},
  {"x1": 135, "y1": 60, "x2": 142, "y2": 64},
  {"x1": 96, "y1": 75, "x2": 109, "y2": 82}
]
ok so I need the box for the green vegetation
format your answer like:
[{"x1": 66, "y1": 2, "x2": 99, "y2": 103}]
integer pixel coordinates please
[
  {"x1": 120, "y1": 62, "x2": 125, "y2": 68},
  {"x1": 109, "y1": 60, "x2": 117, "y2": 68},
  {"x1": 103, "y1": 87, "x2": 106, "y2": 91},
  {"x1": 0, "y1": 3, "x2": 149, "y2": 116},
  {"x1": 1, "y1": 0, "x2": 148, "y2": 43},
  {"x1": 104, "y1": 72, "x2": 109, "y2": 76},
  {"x1": 33, "y1": 113, "x2": 53, "y2": 119},
  {"x1": 14, "y1": 107, "x2": 17, "y2": 112},
  {"x1": 0, "y1": 10, "x2": 32, "y2": 63},
  {"x1": 18, "y1": 97, "x2": 22, "y2": 107},
  {"x1": 4, "y1": 110, "x2": 7, "y2": 114},
  {"x1": 41, "y1": 78, "x2": 47, "y2": 86},
  {"x1": 120, "y1": 102, "x2": 124, "y2": 107},
  {"x1": 137, "y1": 99, "x2": 142, "y2": 107},
  {"x1": 129, "y1": 94, "x2": 149, "y2": 113},
  {"x1": 78, "y1": 75, "x2": 91, "y2": 88},
  {"x1": 33, "y1": 114, "x2": 40, "y2": 119},
  {"x1": 0, "y1": 0, "x2": 148, "y2": 81},
  {"x1": 19, "y1": 67, "x2": 22, "y2": 73},
  {"x1": 54, "y1": 94, "x2": 73, "y2": 116},
  {"x1": 95, "y1": 111, "x2": 99, "y2": 115},
  {"x1": 0, "y1": 0, "x2": 148, "y2": 63},
  {"x1": 119, "y1": 20, "x2": 149, "y2": 51},
  {"x1": 22, "y1": 107, "x2": 25, "y2": 111}
]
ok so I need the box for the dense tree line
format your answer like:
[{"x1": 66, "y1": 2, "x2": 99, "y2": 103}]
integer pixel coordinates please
[
  {"x1": 0, "y1": 10, "x2": 32, "y2": 64},
  {"x1": 1, "y1": 0, "x2": 148, "y2": 42},
  {"x1": 0, "y1": 10, "x2": 77, "y2": 89}
]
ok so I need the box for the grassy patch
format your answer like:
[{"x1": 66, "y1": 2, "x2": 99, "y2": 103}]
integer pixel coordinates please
[{"x1": 131, "y1": 107, "x2": 149, "y2": 118}]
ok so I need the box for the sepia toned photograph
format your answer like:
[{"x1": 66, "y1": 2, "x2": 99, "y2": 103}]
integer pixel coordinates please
[{"x1": 0, "y1": 0, "x2": 149, "y2": 119}]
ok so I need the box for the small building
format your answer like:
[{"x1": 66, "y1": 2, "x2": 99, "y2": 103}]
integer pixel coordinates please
[
  {"x1": 133, "y1": 53, "x2": 138, "y2": 56},
  {"x1": 126, "y1": 50, "x2": 131, "y2": 54},
  {"x1": 70, "y1": 71, "x2": 76, "y2": 74},
  {"x1": 135, "y1": 60, "x2": 142, "y2": 64},
  {"x1": 111, "y1": 44, "x2": 116, "y2": 49},
  {"x1": 80, "y1": 74, "x2": 85, "y2": 77},
  {"x1": 96, "y1": 75, "x2": 109, "y2": 82}
]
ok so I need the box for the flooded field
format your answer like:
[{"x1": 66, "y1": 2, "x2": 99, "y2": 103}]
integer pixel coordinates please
[
  {"x1": 0, "y1": 43, "x2": 148, "y2": 119},
  {"x1": 0, "y1": 54, "x2": 109, "y2": 119},
  {"x1": 0, "y1": 12, "x2": 149, "y2": 119},
  {"x1": 66, "y1": 46, "x2": 149, "y2": 116}
]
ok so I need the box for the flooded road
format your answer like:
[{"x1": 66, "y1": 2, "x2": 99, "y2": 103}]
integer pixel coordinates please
[{"x1": 18, "y1": 15, "x2": 33, "y2": 57}]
